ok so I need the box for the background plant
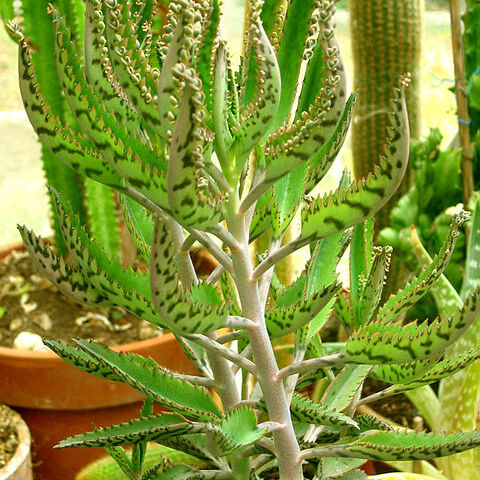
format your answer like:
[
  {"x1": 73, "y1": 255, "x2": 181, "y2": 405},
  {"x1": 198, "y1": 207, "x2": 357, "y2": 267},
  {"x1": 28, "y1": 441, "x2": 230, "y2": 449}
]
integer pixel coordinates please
[
  {"x1": 349, "y1": 0, "x2": 424, "y2": 232},
  {"x1": 8, "y1": 1, "x2": 480, "y2": 479}
]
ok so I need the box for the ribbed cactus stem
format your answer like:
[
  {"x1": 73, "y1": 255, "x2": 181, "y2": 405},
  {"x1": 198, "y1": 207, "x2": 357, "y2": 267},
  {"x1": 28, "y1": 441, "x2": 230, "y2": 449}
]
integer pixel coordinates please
[{"x1": 350, "y1": 0, "x2": 423, "y2": 230}]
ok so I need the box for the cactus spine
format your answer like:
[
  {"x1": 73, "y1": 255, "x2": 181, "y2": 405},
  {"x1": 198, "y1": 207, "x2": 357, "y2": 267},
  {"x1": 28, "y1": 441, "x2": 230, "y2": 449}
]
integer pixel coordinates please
[{"x1": 350, "y1": 0, "x2": 423, "y2": 230}]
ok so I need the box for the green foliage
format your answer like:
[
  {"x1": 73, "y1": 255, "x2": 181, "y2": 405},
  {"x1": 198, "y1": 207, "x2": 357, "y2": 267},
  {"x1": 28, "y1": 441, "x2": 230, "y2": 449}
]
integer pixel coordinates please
[
  {"x1": 1, "y1": 0, "x2": 123, "y2": 256},
  {"x1": 11, "y1": 1, "x2": 480, "y2": 479}
]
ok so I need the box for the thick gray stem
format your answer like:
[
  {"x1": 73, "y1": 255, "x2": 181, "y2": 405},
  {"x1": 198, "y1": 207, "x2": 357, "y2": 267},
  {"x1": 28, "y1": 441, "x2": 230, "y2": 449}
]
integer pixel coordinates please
[
  {"x1": 167, "y1": 218, "x2": 248, "y2": 479},
  {"x1": 226, "y1": 199, "x2": 303, "y2": 480}
]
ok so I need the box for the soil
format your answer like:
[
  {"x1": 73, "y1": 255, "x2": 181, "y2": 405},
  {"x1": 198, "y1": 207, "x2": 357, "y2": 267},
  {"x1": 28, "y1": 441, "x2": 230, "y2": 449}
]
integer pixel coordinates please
[
  {"x1": 0, "y1": 249, "x2": 163, "y2": 349},
  {"x1": 0, "y1": 405, "x2": 18, "y2": 470},
  {"x1": 362, "y1": 377, "x2": 424, "y2": 429}
]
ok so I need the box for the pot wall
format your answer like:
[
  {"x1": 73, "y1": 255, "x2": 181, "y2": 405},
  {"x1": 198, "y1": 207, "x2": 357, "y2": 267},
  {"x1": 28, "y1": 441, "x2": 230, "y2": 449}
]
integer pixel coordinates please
[{"x1": 0, "y1": 407, "x2": 32, "y2": 480}]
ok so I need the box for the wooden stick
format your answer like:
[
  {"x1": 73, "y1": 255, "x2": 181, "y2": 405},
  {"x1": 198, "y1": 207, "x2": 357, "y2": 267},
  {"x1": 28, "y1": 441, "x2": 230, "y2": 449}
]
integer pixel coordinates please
[{"x1": 449, "y1": 0, "x2": 474, "y2": 207}]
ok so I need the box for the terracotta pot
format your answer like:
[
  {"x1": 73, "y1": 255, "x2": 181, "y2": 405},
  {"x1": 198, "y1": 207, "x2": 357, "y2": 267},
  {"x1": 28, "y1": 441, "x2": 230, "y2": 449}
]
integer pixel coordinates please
[
  {"x1": 0, "y1": 242, "x2": 196, "y2": 480},
  {"x1": 0, "y1": 406, "x2": 32, "y2": 480}
]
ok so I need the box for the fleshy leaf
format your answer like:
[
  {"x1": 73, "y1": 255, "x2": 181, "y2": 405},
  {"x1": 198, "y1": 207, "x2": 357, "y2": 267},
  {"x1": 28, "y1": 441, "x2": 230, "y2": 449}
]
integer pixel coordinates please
[
  {"x1": 120, "y1": 195, "x2": 153, "y2": 262},
  {"x1": 290, "y1": 395, "x2": 358, "y2": 428},
  {"x1": 84, "y1": 179, "x2": 120, "y2": 258},
  {"x1": 83, "y1": 0, "x2": 140, "y2": 133},
  {"x1": 304, "y1": 94, "x2": 356, "y2": 194},
  {"x1": 167, "y1": 64, "x2": 223, "y2": 229},
  {"x1": 75, "y1": 339, "x2": 222, "y2": 421},
  {"x1": 51, "y1": 189, "x2": 164, "y2": 325},
  {"x1": 45, "y1": 339, "x2": 124, "y2": 381},
  {"x1": 378, "y1": 211, "x2": 468, "y2": 324},
  {"x1": 300, "y1": 78, "x2": 410, "y2": 242},
  {"x1": 341, "y1": 430, "x2": 480, "y2": 461},
  {"x1": 11, "y1": 25, "x2": 124, "y2": 189},
  {"x1": 393, "y1": 348, "x2": 480, "y2": 391},
  {"x1": 150, "y1": 217, "x2": 229, "y2": 334},
  {"x1": 322, "y1": 365, "x2": 372, "y2": 411},
  {"x1": 356, "y1": 246, "x2": 392, "y2": 325},
  {"x1": 345, "y1": 286, "x2": 480, "y2": 364},
  {"x1": 18, "y1": 226, "x2": 111, "y2": 308},
  {"x1": 265, "y1": 282, "x2": 339, "y2": 338},
  {"x1": 56, "y1": 413, "x2": 198, "y2": 448},
  {"x1": 233, "y1": 11, "x2": 281, "y2": 157},
  {"x1": 104, "y1": 1, "x2": 163, "y2": 138},
  {"x1": 208, "y1": 407, "x2": 267, "y2": 456}
]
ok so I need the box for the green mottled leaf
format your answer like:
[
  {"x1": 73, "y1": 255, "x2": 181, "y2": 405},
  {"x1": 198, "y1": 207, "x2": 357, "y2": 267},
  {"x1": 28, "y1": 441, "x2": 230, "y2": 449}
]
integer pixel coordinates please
[
  {"x1": 209, "y1": 407, "x2": 267, "y2": 456},
  {"x1": 196, "y1": 0, "x2": 221, "y2": 119},
  {"x1": 212, "y1": 39, "x2": 234, "y2": 171},
  {"x1": 345, "y1": 286, "x2": 480, "y2": 364},
  {"x1": 372, "y1": 355, "x2": 441, "y2": 385},
  {"x1": 120, "y1": 195, "x2": 153, "y2": 262},
  {"x1": 56, "y1": 413, "x2": 198, "y2": 448},
  {"x1": 350, "y1": 218, "x2": 374, "y2": 323},
  {"x1": 18, "y1": 226, "x2": 111, "y2": 307},
  {"x1": 342, "y1": 430, "x2": 480, "y2": 461},
  {"x1": 44, "y1": 339, "x2": 124, "y2": 381},
  {"x1": 269, "y1": 0, "x2": 317, "y2": 129},
  {"x1": 157, "y1": 1, "x2": 199, "y2": 142},
  {"x1": 334, "y1": 290, "x2": 354, "y2": 332},
  {"x1": 300, "y1": 79, "x2": 409, "y2": 242},
  {"x1": 322, "y1": 365, "x2": 372, "y2": 411},
  {"x1": 354, "y1": 415, "x2": 393, "y2": 433},
  {"x1": 290, "y1": 395, "x2": 358, "y2": 428},
  {"x1": 233, "y1": 13, "x2": 281, "y2": 157},
  {"x1": 84, "y1": 0, "x2": 139, "y2": 133},
  {"x1": 11, "y1": 28, "x2": 123, "y2": 189},
  {"x1": 84, "y1": 179, "x2": 120, "y2": 257},
  {"x1": 104, "y1": 446, "x2": 135, "y2": 480},
  {"x1": 378, "y1": 211, "x2": 468, "y2": 324},
  {"x1": 104, "y1": 1, "x2": 162, "y2": 138},
  {"x1": 393, "y1": 348, "x2": 480, "y2": 391},
  {"x1": 356, "y1": 246, "x2": 392, "y2": 325},
  {"x1": 51, "y1": 189, "x2": 163, "y2": 325},
  {"x1": 150, "y1": 217, "x2": 229, "y2": 334},
  {"x1": 75, "y1": 339, "x2": 222, "y2": 421},
  {"x1": 305, "y1": 94, "x2": 356, "y2": 194},
  {"x1": 318, "y1": 458, "x2": 367, "y2": 480},
  {"x1": 167, "y1": 65, "x2": 222, "y2": 229},
  {"x1": 266, "y1": 282, "x2": 339, "y2": 338}
]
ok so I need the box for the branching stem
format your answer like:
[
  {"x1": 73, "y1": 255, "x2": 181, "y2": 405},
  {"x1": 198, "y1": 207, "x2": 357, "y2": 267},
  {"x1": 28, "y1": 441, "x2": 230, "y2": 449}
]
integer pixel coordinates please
[
  {"x1": 186, "y1": 334, "x2": 257, "y2": 375},
  {"x1": 225, "y1": 195, "x2": 303, "y2": 480},
  {"x1": 253, "y1": 237, "x2": 308, "y2": 280},
  {"x1": 279, "y1": 353, "x2": 347, "y2": 379}
]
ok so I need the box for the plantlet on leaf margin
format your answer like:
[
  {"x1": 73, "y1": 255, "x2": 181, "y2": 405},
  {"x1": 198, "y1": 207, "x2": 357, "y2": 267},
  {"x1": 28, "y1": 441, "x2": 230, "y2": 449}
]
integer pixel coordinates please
[{"x1": 9, "y1": 1, "x2": 480, "y2": 479}]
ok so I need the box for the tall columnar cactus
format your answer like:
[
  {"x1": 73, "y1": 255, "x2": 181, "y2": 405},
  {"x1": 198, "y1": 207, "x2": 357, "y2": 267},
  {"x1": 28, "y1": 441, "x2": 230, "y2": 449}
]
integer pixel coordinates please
[
  {"x1": 463, "y1": 0, "x2": 480, "y2": 139},
  {"x1": 350, "y1": 0, "x2": 423, "y2": 230},
  {"x1": 9, "y1": 1, "x2": 480, "y2": 479}
]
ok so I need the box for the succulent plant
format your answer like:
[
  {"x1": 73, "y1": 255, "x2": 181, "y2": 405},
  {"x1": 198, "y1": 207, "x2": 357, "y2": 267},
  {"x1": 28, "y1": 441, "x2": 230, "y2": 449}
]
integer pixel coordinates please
[
  {"x1": 349, "y1": 0, "x2": 424, "y2": 231},
  {"x1": 0, "y1": 0, "x2": 126, "y2": 257},
  {"x1": 8, "y1": 1, "x2": 480, "y2": 479}
]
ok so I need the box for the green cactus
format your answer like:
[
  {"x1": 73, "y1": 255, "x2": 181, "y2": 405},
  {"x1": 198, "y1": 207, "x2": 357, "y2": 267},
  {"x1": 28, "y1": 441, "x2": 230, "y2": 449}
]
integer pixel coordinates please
[
  {"x1": 463, "y1": 0, "x2": 480, "y2": 137},
  {"x1": 350, "y1": 0, "x2": 424, "y2": 230}
]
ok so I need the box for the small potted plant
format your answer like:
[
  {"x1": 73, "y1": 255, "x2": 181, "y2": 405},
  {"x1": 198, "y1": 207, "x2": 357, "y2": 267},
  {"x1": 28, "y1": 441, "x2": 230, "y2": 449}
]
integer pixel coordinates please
[
  {"x1": 0, "y1": 405, "x2": 32, "y2": 480},
  {"x1": 9, "y1": 0, "x2": 480, "y2": 479}
]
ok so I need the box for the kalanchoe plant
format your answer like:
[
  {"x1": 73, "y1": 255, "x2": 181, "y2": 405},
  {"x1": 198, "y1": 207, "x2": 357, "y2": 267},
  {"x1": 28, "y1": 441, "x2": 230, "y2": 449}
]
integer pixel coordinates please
[{"x1": 8, "y1": 0, "x2": 480, "y2": 479}]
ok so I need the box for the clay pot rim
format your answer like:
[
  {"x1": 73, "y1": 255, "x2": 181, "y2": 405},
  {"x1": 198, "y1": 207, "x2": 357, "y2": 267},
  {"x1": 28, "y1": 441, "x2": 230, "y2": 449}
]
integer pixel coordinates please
[
  {"x1": 0, "y1": 239, "x2": 175, "y2": 362},
  {"x1": 0, "y1": 332, "x2": 176, "y2": 363},
  {"x1": 0, "y1": 407, "x2": 31, "y2": 479}
]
